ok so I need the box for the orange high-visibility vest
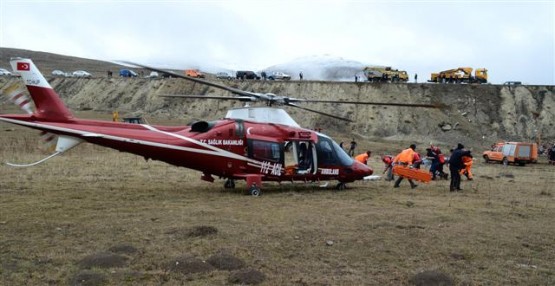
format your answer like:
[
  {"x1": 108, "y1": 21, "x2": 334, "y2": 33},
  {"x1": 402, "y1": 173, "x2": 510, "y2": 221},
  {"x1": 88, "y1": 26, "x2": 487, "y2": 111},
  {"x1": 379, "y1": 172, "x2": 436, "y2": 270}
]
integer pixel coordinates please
[
  {"x1": 393, "y1": 148, "x2": 415, "y2": 164},
  {"x1": 355, "y1": 153, "x2": 369, "y2": 164}
]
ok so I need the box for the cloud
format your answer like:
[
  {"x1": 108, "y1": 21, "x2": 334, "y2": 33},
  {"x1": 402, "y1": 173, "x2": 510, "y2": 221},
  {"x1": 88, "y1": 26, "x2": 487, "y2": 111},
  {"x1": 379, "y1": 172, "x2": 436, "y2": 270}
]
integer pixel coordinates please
[{"x1": 0, "y1": 0, "x2": 553, "y2": 84}]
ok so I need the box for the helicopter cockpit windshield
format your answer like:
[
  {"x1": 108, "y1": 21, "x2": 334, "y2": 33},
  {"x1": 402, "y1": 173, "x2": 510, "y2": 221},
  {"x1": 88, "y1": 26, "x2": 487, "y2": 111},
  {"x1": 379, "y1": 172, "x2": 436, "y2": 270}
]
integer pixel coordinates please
[{"x1": 315, "y1": 135, "x2": 353, "y2": 166}]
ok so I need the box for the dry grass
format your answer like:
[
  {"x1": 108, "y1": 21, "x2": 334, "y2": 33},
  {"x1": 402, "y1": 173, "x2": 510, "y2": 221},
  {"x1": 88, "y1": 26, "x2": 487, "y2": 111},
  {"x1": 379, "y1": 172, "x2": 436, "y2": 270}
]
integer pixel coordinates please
[{"x1": 1, "y1": 112, "x2": 554, "y2": 285}]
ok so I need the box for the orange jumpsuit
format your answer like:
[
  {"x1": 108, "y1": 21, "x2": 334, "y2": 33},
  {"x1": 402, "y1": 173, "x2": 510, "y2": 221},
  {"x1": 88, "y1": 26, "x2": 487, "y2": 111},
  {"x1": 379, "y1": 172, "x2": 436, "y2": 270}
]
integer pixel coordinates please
[
  {"x1": 460, "y1": 156, "x2": 473, "y2": 180},
  {"x1": 393, "y1": 148, "x2": 418, "y2": 188}
]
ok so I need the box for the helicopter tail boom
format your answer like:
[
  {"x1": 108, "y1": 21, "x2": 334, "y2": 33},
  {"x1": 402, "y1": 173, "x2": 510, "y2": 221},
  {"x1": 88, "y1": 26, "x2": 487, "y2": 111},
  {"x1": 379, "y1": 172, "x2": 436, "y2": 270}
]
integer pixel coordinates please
[{"x1": 9, "y1": 58, "x2": 74, "y2": 122}]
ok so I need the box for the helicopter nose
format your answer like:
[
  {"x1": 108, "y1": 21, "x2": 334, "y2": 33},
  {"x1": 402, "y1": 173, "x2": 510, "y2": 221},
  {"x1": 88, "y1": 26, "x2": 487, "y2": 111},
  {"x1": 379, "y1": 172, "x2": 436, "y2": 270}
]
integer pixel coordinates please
[{"x1": 352, "y1": 161, "x2": 373, "y2": 178}]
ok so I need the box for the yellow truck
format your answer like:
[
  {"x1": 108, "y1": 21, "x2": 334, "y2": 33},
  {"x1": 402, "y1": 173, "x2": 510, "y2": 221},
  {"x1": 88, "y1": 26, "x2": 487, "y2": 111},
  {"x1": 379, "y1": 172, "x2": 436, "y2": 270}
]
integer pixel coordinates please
[
  {"x1": 363, "y1": 66, "x2": 409, "y2": 83},
  {"x1": 430, "y1": 67, "x2": 487, "y2": 84}
]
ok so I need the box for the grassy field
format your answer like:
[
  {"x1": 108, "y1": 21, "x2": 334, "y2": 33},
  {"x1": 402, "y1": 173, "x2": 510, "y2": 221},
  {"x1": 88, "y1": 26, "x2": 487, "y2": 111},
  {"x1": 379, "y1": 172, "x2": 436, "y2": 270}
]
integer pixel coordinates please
[{"x1": 1, "y1": 113, "x2": 554, "y2": 285}]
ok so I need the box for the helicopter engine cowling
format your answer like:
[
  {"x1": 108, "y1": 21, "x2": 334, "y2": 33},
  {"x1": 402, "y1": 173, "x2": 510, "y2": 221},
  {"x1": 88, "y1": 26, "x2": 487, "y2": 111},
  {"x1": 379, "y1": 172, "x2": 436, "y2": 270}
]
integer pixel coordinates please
[{"x1": 190, "y1": 121, "x2": 214, "y2": 132}]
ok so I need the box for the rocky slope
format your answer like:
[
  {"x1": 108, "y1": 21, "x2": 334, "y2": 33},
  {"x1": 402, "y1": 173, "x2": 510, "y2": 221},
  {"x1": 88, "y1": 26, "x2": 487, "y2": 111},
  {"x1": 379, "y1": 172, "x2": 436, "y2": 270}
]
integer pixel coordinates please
[{"x1": 1, "y1": 76, "x2": 553, "y2": 148}]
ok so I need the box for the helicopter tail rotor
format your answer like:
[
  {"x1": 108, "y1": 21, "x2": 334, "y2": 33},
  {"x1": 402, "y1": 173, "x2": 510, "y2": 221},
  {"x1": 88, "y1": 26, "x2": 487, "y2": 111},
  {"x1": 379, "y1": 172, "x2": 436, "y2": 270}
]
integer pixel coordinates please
[{"x1": 2, "y1": 83, "x2": 59, "y2": 152}]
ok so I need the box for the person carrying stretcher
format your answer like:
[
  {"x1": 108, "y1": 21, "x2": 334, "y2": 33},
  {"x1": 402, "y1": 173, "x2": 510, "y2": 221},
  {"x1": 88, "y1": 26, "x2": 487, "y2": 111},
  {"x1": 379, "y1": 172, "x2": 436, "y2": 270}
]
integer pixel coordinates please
[{"x1": 392, "y1": 144, "x2": 418, "y2": 189}]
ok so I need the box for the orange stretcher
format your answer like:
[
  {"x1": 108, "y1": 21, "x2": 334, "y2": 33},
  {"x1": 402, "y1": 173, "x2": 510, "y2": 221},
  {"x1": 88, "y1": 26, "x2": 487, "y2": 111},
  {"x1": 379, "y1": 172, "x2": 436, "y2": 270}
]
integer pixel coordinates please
[{"x1": 393, "y1": 165, "x2": 432, "y2": 183}]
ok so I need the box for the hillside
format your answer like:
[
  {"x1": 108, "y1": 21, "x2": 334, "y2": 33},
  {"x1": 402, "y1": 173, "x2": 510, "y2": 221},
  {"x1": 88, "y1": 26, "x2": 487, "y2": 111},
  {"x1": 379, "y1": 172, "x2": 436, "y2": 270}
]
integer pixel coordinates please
[
  {"x1": 1, "y1": 76, "x2": 553, "y2": 146},
  {"x1": 1, "y1": 48, "x2": 554, "y2": 150},
  {"x1": 0, "y1": 47, "x2": 123, "y2": 76}
]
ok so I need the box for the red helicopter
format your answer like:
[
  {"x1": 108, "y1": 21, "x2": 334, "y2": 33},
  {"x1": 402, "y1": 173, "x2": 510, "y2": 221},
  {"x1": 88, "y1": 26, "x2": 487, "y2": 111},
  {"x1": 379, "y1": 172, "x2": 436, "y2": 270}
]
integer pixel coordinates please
[{"x1": 0, "y1": 58, "x2": 437, "y2": 195}]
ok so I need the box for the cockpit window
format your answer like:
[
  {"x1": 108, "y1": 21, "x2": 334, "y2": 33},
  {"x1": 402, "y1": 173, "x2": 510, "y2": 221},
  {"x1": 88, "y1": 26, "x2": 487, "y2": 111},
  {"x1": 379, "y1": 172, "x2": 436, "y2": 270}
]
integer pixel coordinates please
[{"x1": 315, "y1": 136, "x2": 353, "y2": 166}]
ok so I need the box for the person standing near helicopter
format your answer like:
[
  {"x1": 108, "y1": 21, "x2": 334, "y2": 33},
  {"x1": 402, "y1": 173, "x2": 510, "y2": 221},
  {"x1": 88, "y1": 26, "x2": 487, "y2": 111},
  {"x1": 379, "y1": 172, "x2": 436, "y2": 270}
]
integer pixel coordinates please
[
  {"x1": 348, "y1": 139, "x2": 357, "y2": 157},
  {"x1": 355, "y1": 150, "x2": 372, "y2": 165}
]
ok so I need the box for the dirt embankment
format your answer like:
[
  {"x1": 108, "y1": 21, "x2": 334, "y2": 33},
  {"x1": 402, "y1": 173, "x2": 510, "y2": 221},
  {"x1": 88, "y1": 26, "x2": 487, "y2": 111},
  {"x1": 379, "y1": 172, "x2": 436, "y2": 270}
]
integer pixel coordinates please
[{"x1": 1, "y1": 77, "x2": 554, "y2": 147}]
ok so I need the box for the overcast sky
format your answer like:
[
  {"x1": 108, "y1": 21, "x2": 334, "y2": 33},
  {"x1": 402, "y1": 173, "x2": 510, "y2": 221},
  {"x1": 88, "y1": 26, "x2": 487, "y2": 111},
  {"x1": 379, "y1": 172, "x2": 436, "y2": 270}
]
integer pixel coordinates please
[{"x1": 1, "y1": 0, "x2": 553, "y2": 84}]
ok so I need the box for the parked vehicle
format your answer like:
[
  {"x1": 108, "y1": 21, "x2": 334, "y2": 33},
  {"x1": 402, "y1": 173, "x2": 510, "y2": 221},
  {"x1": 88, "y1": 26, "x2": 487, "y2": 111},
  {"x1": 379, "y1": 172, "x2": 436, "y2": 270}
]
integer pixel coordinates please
[
  {"x1": 51, "y1": 70, "x2": 66, "y2": 76},
  {"x1": 216, "y1": 72, "x2": 232, "y2": 79},
  {"x1": 119, "y1": 69, "x2": 138, "y2": 77},
  {"x1": 185, "y1": 69, "x2": 205, "y2": 78},
  {"x1": 145, "y1": 71, "x2": 159, "y2": 78},
  {"x1": 236, "y1": 71, "x2": 260, "y2": 80},
  {"x1": 123, "y1": 117, "x2": 144, "y2": 124},
  {"x1": 429, "y1": 67, "x2": 488, "y2": 84},
  {"x1": 483, "y1": 142, "x2": 538, "y2": 166},
  {"x1": 363, "y1": 66, "x2": 408, "y2": 82},
  {"x1": 0, "y1": 68, "x2": 13, "y2": 76},
  {"x1": 268, "y1": 71, "x2": 291, "y2": 80},
  {"x1": 72, "y1": 70, "x2": 92, "y2": 77}
]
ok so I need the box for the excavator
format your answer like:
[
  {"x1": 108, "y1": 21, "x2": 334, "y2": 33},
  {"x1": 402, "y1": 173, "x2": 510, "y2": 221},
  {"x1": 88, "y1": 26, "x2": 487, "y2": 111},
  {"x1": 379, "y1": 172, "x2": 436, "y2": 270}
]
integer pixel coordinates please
[
  {"x1": 363, "y1": 66, "x2": 409, "y2": 83},
  {"x1": 429, "y1": 67, "x2": 488, "y2": 84}
]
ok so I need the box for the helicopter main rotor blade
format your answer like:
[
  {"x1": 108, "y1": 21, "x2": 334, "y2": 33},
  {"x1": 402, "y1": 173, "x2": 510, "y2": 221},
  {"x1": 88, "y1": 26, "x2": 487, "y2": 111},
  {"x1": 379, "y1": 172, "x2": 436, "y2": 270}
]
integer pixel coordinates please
[
  {"x1": 287, "y1": 103, "x2": 353, "y2": 122},
  {"x1": 288, "y1": 98, "x2": 442, "y2": 109},
  {"x1": 121, "y1": 61, "x2": 260, "y2": 99},
  {"x1": 161, "y1": 94, "x2": 256, "y2": 102},
  {"x1": 122, "y1": 61, "x2": 444, "y2": 121}
]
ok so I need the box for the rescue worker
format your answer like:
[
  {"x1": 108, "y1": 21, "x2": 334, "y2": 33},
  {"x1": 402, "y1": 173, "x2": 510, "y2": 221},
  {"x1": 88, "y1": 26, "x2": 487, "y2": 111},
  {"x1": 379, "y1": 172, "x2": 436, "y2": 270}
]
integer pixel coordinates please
[
  {"x1": 412, "y1": 152, "x2": 423, "y2": 169},
  {"x1": 355, "y1": 151, "x2": 372, "y2": 165},
  {"x1": 548, "y1": 144, "x2": 555, "y2": 165},
  {"x1": 460, "y1": 155, "x2": 473, "y2": 180},
  {"x1": 428, "y1": 145, "x2": 447, "y2": 180},
  {"x1": 392, "y1": 144, "x2": 418, "y2": 189},
  {"x1": 348, "y1": 139, "x2": 357, "y2": 157},
  {"x1": 426, "y1": 147, "x2": 439, "y2": 179},
  {"x1": 448, "y1": 143, "x2": 472, "y2": 191},
  {"x1": 437, "y1": 148, "x2": 448, "y2": 179},
  {"x1": 112, "y1": 111, "x2": 119, "y2": 122},
  {"x1": 382, "y1": 155, "x2": 394, "y2": 181}
]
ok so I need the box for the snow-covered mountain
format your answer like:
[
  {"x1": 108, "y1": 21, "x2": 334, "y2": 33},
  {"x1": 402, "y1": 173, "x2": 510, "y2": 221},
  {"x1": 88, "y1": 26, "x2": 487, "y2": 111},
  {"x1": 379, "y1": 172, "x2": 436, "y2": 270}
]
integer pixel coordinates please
[{"x1": 262, "y1": 55, "x2": 372, "y2": 81}]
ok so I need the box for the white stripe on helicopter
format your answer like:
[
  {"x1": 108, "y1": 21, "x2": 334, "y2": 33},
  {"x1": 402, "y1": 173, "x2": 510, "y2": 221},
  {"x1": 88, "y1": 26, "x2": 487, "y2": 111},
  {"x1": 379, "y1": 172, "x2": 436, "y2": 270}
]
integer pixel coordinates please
[
  {"x1": 141, "y1": 124, "x2": 261, "y2": 165},
  {"x1": 0, "y1": 117, "x2": 262, "y2": 167}
]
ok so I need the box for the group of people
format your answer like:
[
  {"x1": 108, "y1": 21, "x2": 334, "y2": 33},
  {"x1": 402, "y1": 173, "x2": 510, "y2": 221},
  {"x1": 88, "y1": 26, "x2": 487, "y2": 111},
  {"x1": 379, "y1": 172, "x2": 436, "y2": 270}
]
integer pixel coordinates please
[
  {"x1": 386, "y1": 143, "x2": 472, "y2": 191},
  {"x1": 350, "y1": 139, "x2": 555, "y2": 190},
  {"x1": 351, "y1": 142, "x2": 473, "y2": 192},
  {"x1": 339, "y1": 139, "x2": 358, "y2": 157},
  {"x1": 350, "y1": 139, "x2": 476, "y2": 192}
]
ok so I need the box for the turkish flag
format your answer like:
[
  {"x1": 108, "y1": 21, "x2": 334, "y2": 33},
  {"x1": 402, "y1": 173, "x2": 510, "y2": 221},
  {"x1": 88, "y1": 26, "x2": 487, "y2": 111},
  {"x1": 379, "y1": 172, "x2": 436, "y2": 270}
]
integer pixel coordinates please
[{"x1": 17, "y1": 62, "x2": 30, "y2": 71}]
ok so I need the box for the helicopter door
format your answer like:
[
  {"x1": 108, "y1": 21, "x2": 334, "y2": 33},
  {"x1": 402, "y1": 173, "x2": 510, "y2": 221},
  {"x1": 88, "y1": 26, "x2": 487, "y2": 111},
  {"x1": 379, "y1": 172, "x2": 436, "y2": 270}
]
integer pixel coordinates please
[
  {"x1": 296, "y1": 141, "x2": 316, "y2": 175},
  {"x1": 283, "y1": 141, "x2": 297, "y2": 172}
]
